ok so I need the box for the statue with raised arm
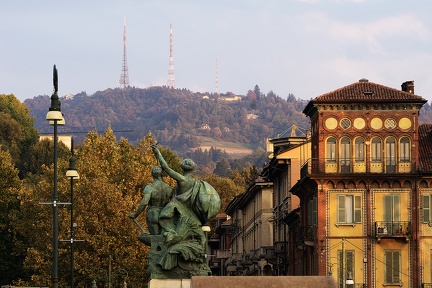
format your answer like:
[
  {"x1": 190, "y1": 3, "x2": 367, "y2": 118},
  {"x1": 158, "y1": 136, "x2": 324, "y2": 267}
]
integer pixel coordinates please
[
  {"x1": 130, "y1": 143, "x2": 221, "y2": 279},
  {"x1": 129, "y1": 166, "x2": 174, "y2": 235}
]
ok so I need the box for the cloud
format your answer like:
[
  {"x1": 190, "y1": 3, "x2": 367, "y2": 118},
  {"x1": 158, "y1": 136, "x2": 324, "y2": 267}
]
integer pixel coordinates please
[
  {"x1": 323, "y1": 51, "x2": 432, "y2": 99},
  {"x1": 300, "y1": 12, "x2": 429, "y2": 54}
]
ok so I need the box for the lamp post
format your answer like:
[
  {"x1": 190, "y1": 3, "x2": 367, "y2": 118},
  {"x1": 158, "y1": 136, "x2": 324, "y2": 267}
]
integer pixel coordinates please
[
  {"x1": 46, "y1": 65, "x2": 64, "y2": 288},
  {"x1": 107, "y1": 256, "x2": 129, "y2": 288},
  {"x1": 65, "y1": 137, "x2": 80, "y2": 288}
]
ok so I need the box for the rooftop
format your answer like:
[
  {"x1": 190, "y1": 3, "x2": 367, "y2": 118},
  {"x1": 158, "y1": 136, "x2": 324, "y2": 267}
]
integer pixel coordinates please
[
  {"x1": 314, "y1": 79, "x2": 425, "y2": 103},
  {"x1": 418, "y1": 123, "x2": 432, "y2": 172}
]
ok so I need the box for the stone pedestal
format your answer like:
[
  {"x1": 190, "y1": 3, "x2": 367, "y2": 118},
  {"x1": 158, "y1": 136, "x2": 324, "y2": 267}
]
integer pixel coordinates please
[{"x1": 149, "y1": 278, "x2": 191, "y2": 288}]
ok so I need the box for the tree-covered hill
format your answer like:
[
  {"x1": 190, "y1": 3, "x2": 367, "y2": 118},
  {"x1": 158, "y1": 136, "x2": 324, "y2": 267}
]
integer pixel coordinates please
[
  {"x1": 25, "y1": 86, "x2": 309, "y2": 154},
  {"x1": 26, "y1": 85, "x2": 432, "y2": 156}
]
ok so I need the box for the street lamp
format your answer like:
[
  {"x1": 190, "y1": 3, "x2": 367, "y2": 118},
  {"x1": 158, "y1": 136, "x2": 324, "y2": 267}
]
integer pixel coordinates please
[
  {"x1": 202, "y1": 225, "x2": 211, "y2": 266},
  {"x1": 346, "y1": 271, "x2": 354, "y2": 287},
  {"x1": 107, "y1": 256, "x2": 129, "y2": 288},
  {"x1": 46, "y1": 65, "x2": 64, "y2": 288},
  {"x1": 66, "y1": 137, "x2": 80, "y2": 288}
]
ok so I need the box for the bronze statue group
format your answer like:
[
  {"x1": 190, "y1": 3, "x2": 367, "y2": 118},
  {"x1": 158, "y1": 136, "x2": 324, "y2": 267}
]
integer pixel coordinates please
[{"x1": 129, "y1": 144, "x2": 221, "y2": 279}]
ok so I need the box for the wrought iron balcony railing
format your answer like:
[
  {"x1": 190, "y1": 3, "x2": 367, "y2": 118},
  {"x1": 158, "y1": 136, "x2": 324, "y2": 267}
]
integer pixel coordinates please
[{"x1": 375, "y1": 221, "x2": 411, "y2": 242}]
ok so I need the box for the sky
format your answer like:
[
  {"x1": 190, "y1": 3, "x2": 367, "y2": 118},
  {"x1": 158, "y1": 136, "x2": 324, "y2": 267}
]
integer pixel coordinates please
[{"x1": 1, "y1": 0, "x2": 432, "y2": 103}]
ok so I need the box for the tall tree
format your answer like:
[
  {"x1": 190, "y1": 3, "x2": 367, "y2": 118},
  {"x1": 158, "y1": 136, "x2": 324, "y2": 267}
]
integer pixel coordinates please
[
  {"x1": 254, "y1": 85, "x2": 262, "y2": 100},
  {"x1": 202, "y1": 175, "x2": 243, "y2": 212},
  {"x1": 214, "y1": 159, "x2": 232, "y2": 177},
  {"x1": 0, "y1": 148, "x2": 24, "y2": 285},
  {"x1": 0, "y1": 94, "x2": 39, "y2": 178}
]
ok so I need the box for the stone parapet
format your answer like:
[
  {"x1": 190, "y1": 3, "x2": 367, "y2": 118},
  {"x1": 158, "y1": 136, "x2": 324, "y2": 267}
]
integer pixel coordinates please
[{"x1": 191, "y1": 276, "x2": 336, "y2": 288}]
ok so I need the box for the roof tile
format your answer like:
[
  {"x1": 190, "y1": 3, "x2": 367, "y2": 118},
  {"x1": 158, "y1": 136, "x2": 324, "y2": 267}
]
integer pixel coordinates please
[
  {"x1": 419, "y1": 124, "x2": 432, "y2": 172},
  {"x1": 313, "y1": 79, "x2": 426, "y2": 103}
]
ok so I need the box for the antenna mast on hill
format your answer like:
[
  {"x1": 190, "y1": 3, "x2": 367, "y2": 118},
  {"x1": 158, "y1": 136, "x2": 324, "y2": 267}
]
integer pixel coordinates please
[
  {"x1": 215, "y1": 58, "x2": 219, "y2": 95},
  {"x1": 119, "y1": 17, "x2": 129, "y2": 89},
  {"x1": 167, "y1": 24, "x2": 176, "y2": 88}
]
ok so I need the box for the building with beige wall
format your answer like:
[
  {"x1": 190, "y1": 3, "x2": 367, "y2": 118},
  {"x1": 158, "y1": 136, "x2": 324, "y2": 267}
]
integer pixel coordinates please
[{"x1": 214, "y1": 136, "x2": 311, "y2": 276}]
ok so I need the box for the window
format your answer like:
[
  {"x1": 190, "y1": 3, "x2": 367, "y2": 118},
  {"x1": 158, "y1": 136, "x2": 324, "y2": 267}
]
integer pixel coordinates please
[
  {"x1": 399, "y1": 137, "x2": 410, "y2": 162},
  {"x1": 385, "y1": 137, "x2": 396, "y2": 173},
  {"x1": 307, "y1": 197, "x2": 317, "y2": 226},
  {"x1": 384, "y1": 194, "x2": 400, "y2": 223},
  {"x1": 337, "y1": 195, "x2": 361, "y2": 224},
  {"x1": 423, "y1": 195, "x2": 432, "y2": 223},
  {"x1": 340, "y1": 137, "x2": 351, "y2": 172},
  {"x1": 340, "y1": 118, "x2": 351, "y2": 129},
  {"x1": 338, "y1": 250, "x2": 355, "y2": 288},
  {"x1": 381, "y1": 194, "x2": 402, "y2": 235},
  {"x1": 385, "y1": 118, "x2": 397, "y2": 130},
  {"x1": 307, "y1": 198, "x2": 317, "y2": 240},
  {"x1": 354, "y1": 137, "x2": 365, "y2": 161},
  {"x1": 326, "y1": 137, "x2": 336, "y2": 162},
  {"x1": 385, "y1": 250, "x2": 401, "y2": 284},
  {"x1": 371, "y1": 137, "x2": 382, "y2": 161}
]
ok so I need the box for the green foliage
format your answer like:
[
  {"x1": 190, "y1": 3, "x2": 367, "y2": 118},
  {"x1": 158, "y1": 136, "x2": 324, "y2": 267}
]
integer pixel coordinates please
[
  {"x1": 23, "y1": 138, "x2": 71, "y2": 176},
  {"x1": 241, "y1": 165, "x2": 260, "y2": 187},
  {"x1": 0, "y1": 94, "x2": 39, "y2": 178},
  {"x1": 0, "y1": 149, "x2": 24, "y2": 285},
  {"x1": 213, "y1": 159, "x2": 232, "y2": 177}
]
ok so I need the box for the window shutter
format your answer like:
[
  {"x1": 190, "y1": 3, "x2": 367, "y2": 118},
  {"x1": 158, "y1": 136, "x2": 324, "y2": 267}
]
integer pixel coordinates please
[
  {"x1": 392, "y1": 251, "x2": 400, "y2": 283},
  {"x1": 385, "y1": 251, "x2": 392, "y2": 283},
  {"x1": 354, "y1": 195, "x2": 362, "y2": 223},
  {"x1": 393, "y1": 195, "x2": 400, "y2": 222},
  {"x1": 338, "y1": 195, "x2": 346, "y2": 223},
  {"x1": 385, "y1": 250, "x2": 401, "y2": 284},
  {"x1": 313, "y1": 198, "x2": 318, "y2": 225},
  {"x1": 423, "y1": 195, "x2": 430, "y2": 223},
  {"x1": 307, "y1": 201, "x2": 312, "y2": 226},
  {"x1": 384, "y1": 195, "x2": 392, "y2": 222}
]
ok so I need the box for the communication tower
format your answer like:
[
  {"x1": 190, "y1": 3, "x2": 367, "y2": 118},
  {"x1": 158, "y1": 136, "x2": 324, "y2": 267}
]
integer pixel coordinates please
[
  {"x1": 119, "y1": 17, "x2": 129, "y2": 88},
  {"x1": 167, "y1": 24, "x2": 176, "y2": 88}
]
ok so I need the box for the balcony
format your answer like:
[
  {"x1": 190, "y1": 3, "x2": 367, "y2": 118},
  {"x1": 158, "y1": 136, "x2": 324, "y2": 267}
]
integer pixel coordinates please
[
  {"x1": 215, "y1": 249, "x2": 231, "y2": 259},
  {"x1": 300, "y1": 158, "x2": 415, "y2": 177},
  {"x1": 375, "y1": 221, "x2": 411, "y2": 242}
]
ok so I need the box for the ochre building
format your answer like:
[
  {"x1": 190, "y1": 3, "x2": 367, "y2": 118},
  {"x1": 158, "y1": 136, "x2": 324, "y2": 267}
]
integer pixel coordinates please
[{"x1": 291, "y1": 79, "x2": 431, "y2": 287}]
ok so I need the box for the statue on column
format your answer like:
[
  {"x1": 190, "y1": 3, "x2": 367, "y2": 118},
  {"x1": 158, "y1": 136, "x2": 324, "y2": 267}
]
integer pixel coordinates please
[{"x1": 130, "y1": 144, "x2": 221, "y2": 279}]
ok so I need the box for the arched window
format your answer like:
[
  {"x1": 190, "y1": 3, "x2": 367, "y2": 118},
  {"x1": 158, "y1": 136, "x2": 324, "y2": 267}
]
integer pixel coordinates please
[
  {"x1": 399, "y1": 137, "x2": 410, "y2": 162},
  {"x1": 340, "y1": 137, "x2": 351, "y2": 172},
  {"x1": 385, "y1": 137, "x2": 396, "y2": 173},
  {"x1": 354, "y1": 137, "x2": 365, "y2": 161},
  {"x1": 371, "y1": 137, "x2": 382, "y2": 162},
  {"x1": 326, "y1": 137, "x2": 336, "y2": 162}
]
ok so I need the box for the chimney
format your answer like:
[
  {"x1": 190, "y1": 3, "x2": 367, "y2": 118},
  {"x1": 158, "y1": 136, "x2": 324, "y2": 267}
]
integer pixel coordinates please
[{"x1": 401, "y1": 81, "x2": 414, "y2": 94}]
